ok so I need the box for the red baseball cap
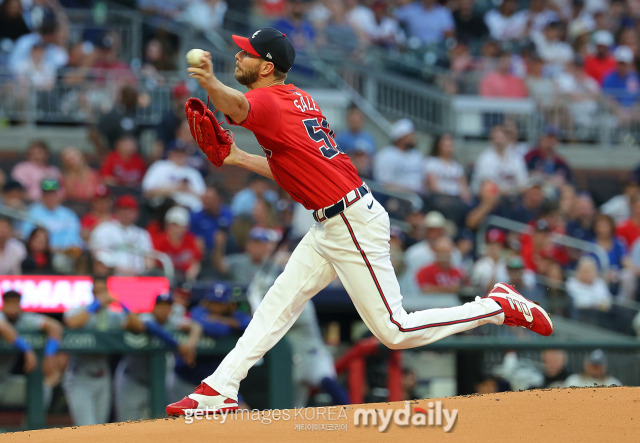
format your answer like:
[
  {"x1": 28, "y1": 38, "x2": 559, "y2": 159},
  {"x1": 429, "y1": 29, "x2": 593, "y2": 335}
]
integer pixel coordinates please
[
  {"x1": 171, "y1": 82, "x2": 189, "y2": 98},
  {"x1": 115, "y1": 194, "x2": 139, "y2": 210},
  {"x1": 232, "y1": 27, "x2": 296, "y2": 73},
  {"x1": 485, "y1": 228, "x2": 506, "y2": 244}
]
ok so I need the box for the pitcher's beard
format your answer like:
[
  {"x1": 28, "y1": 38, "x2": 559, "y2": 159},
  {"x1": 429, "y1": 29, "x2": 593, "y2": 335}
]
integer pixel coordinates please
[{"x1": 235, "y1": 67, "x2": 259, "y2": 86}]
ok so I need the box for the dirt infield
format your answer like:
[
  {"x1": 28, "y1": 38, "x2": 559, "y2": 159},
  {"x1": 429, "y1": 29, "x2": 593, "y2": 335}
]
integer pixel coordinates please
[{"x1": 4, "y1": 387, "x2": 638, "y2": 442}]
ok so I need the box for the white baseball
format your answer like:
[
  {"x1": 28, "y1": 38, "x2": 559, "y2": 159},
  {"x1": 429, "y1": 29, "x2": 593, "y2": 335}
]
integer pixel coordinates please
[{"x1": 186, "y1": 48, "x2": 205, "y2": 67}]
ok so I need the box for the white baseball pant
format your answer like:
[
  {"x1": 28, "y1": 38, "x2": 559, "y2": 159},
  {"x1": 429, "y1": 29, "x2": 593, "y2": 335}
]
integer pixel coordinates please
[
  {"x1": 204, "y1": 192, "x2": 505, "y2": 399},
  {"x1": 114, "y1": 364, "x2": 150, "y2": 421},
  {"x1": 62, "y1": 372, "x2": 111, "y2": 425}
]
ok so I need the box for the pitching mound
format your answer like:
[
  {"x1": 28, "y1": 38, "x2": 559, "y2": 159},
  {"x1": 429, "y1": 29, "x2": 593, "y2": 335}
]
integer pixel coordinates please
[{"x1": 4, "y1": 387, "x2": 638, "y2": 442}]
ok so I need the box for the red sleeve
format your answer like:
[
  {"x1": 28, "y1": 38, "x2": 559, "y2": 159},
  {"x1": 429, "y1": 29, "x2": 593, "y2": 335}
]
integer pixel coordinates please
[
  {"x1": 452, "y1": 268, "x2": 464, "y2": 281},
  {"x1": 100, "y1": 153, "x2": 115, "y2": 177},
  {"x1": 584, "y1": 57, "x2": 595, "y2": 79},
  {"x1": 226, "y1": 89, "x2": 281, "y2": 134},
  {"x1": 152, "y1": 230, "x2": 166, "y2": 251},
  {"x1": 616, "y1": 224, "x2": 628, "y2": 245},
  {"x1": 520, "y1": 234, "x2": 535, "y2": 271},
  {"x1": 415, "y1": 265, "x2": 437, "y2": 286}
]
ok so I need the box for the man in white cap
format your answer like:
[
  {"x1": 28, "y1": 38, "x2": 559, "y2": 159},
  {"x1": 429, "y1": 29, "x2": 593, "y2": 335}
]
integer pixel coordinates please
[
  {"x1": 471, "y1": 125, "x2": 529, "y2": 196},
  {"x1": 373, "y1": 118, "x2": 426, "y2": 194},
  {"x1": 153, "y1": 206, "x2": 202, "y2": 282},
  {"x1": 584, "y1": 30, "x2": 616, "y2": 84},
  {"x1": 404, "y1": 210, "x2": 463, "y2": 280},
  {"x1": 602, "y1": 45, "x2": 640, "y2": 123}
]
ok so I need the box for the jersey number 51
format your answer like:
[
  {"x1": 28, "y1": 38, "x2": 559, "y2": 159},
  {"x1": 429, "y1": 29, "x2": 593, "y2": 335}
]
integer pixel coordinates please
[{"x1": 303, "y1": 118, "x2": 344, "y2": 159}]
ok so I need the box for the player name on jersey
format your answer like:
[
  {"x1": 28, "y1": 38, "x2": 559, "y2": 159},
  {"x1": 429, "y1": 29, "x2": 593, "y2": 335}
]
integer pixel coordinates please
[{"x1": 293, "y1": 93, "x2": 320, "y2": 114}]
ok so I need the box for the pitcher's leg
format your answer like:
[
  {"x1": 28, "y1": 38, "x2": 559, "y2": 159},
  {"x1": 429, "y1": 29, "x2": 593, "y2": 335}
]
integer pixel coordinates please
[
  {"x1": 328, "y1": 208, "x2": 504, "y2": 350},
  {"x1": 204, "y1": 229, "x2": 337, "y2": 399}
]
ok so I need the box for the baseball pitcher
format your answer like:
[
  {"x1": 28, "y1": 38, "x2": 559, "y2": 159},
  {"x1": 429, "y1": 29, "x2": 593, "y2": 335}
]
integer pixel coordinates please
[{"x1": 167, "y1": 27, "x2": 553, "y2": 415}]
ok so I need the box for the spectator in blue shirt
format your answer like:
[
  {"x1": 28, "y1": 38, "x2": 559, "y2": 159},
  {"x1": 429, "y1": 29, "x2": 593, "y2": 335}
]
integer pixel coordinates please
[
  {"x1": 395, "y1": 0, "x2": 455, "y2": 46},
  {"x1": 231, "y1": 174, "x2": 279, "y2": 216},
  {"x1": 524, "y1": 126, "x2": 574, "y2": 187},
  {"x1": 503, "y1": 179, "x2": 546, "y2": 225},
  {"x1": 602, "y1": 46, "x2": 640, "y2": 125},
  {"x1": 590, "y1": 213, "x2": 636, "y2": 300},
  {"x1": 21, "y1": 178, "x2": 82, "y2": 251},
  {"x1": 189, "y1": 283, "x2": 251, "y2": 339},
  {"x1": 190, "y1": 183, "x2": 234, "y2": 252},
  {"x1": 172, "y1": 283, "x2": 251, "y2": 402},
  {"x1": 336, "y1": 105, "x2": 375, "y2": 179},
  {"x1": 566, "y1": 193, "x2": 596, "y2": 243},
  {"x1": 272, "y1": 0, "x2": 316, "y2": 52},
  {"x1": 336, "y1": 105, "x2": 376, "y2": 156}
]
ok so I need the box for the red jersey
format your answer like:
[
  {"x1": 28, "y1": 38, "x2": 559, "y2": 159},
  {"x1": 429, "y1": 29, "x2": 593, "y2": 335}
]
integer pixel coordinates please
[
  {"x1": 616, "y1": 219, "x2": 640, "y2": 248},
  {"x1": 152, "y1": 231, "x2": 202, "y2": 273},
  {"x1": 584, "y1": 55, "x2": 616, "y2": 85},
  {"x1": 415, "y1": 263, "x2": 464, "y2": 289},
  {"x1": 100, "y1": 151, "x2": 147, "y2": 187},
  {"x1": 227, "y1": 84, "x2": 362, "y2": 210}
]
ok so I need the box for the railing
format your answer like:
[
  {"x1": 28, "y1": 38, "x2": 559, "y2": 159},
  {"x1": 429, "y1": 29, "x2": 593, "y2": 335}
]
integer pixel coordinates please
[
  {"x1": 0, "y1": 204, "x2": 40, "y2": 229},
  {"x1": 0, "y1": 68, "x2": 177, "y2": 126},
  {"x1": 338, "y1": 64, "x2": 452, "y2": 135},
  {"x1": 451, "y1": 95, "x2": 537, "y2": 141},
  {"x1": 0, "y1": 204, "x2": 175, "y2": 281},
  {"x1": 478, "y1": 215, "x2": 610, "y2": 271},
  {"x1": 0, "y1": 330, "x2": 292, "y2": 430},
  {"x1": 3, "y1": 3, "x2": 640, "y2": 150},
  {"x1": 91, "y1": 246, "x2": 175, "y2": 282},
  {"x1": 65, "y1": 7, "x2": 144, "y2": 65}
]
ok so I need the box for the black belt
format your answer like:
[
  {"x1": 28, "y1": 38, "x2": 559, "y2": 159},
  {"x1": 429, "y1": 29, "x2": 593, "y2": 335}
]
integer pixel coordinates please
[{"x1": 312, "y1": 184, "x2": 370, "y2": 222}]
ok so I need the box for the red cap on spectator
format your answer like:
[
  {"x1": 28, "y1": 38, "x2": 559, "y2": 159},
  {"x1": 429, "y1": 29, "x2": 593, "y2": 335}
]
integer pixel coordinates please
[
  {"x1": 486, "y1": 228, "x2": 506, "y2": 244},
  {"x1": 95, "y1": 184, "x2": 111, "y2": 199},
  {"x1": 115, "y1": 195, "x2": 139, "y2": 210},
  {"x1": 172, "y1": 82, "x2": 189, "y2": 98}
]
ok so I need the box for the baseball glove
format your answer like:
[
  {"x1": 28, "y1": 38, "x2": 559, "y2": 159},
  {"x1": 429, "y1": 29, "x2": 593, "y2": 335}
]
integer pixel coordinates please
[{"x1": 185, "y1": 97, "x2": 234, "y2": 168}]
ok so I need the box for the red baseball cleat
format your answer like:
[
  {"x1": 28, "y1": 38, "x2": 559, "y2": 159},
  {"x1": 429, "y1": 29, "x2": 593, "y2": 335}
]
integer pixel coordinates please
[
  {"x1": 487, "y1": 282, "x2": 554, "y2": 336},
  {"x1": 166, "y1": 383, "x2": 239, "y2": 416}
]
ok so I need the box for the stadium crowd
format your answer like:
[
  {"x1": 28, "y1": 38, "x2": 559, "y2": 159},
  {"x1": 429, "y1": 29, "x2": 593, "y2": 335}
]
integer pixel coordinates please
[
  {"x1": 0, "y1": 0, "x2": 638, "y2": 428},
  {"x1": 2, "y1": 0, "x2": 640, "y2": 139},
  {"x1": 3, "y1": 109, "x2": 640, "y2": 333}
]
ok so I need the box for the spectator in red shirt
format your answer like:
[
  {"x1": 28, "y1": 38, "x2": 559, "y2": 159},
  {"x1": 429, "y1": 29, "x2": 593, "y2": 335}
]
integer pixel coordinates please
[
  {"x1": 521, "y1": 218, "x2": 570, "y2": 273},
  {"x1": 153, "y1": 206, "x2": 202, "y2": 282},
  {"x1": 479, "y1": 50, "x2": 528, "y2": 98},
  {"x1": 415, "y1": 237, "x2": 465, "y2": 294},
  {"x1": 92, "y1": 32, "x2": 136, "y2": 84},
  {"x1": 584, "y1": 31, "x2": 616, "y2": 85},
  {"x1": 616, "y1": 193, "x2": 640, "y2": 248},
  {"x1": 100, "y1": 135, "x2": 147, "y2": 188},
  {"x1": 80, "y1": 185, "x2": 113, "y2": 243}
]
